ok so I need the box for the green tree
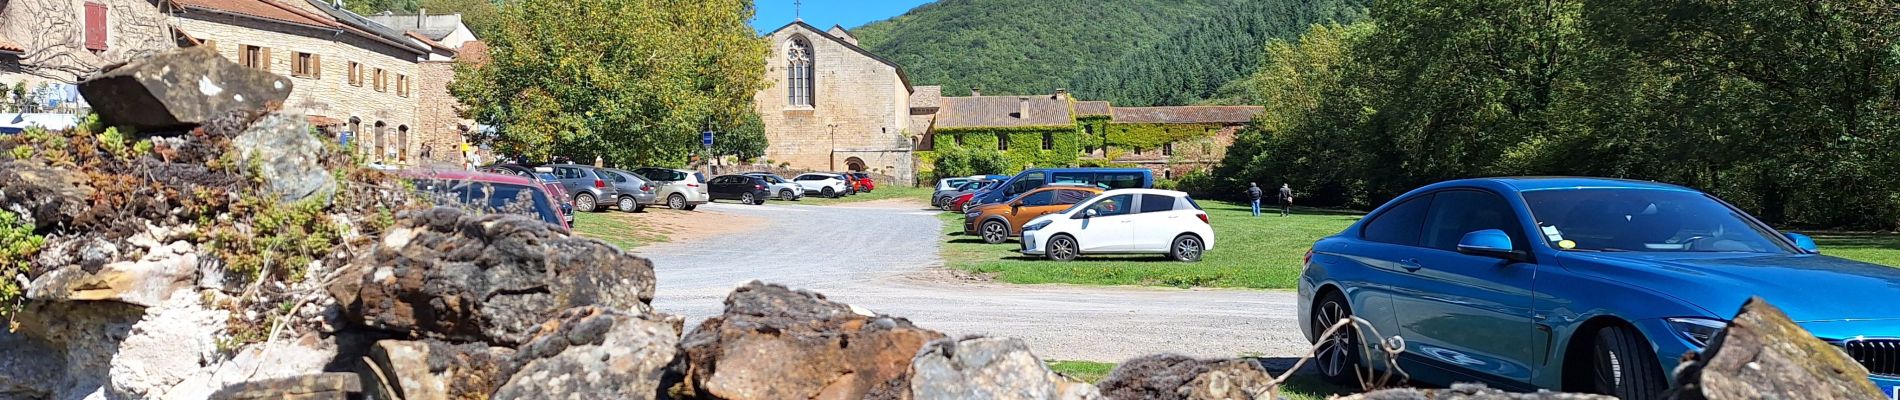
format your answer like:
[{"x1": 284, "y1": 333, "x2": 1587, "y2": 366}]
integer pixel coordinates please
[
  {"x1": 452, "y1": 0, "x2": 767, "y2": 167},
  {"x1": 345, "y1": 0, "x2": 419, "y2": 14},
  {"x1": 712, "y1": 112, "x2": 768, "y2": 162}
]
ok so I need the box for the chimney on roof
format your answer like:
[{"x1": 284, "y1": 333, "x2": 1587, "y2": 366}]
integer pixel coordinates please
[
  {"x1": 970, "y1": 86, "x2": 982, "y2": 97},
  {"x1": 417, "y1": 8, "x2": 426, "y2": 28},
  {"x1": 1054, "y1": 88, "x2": 1068, "y2": 100},
  {"x1": 1019, "y1": 97, "x2": 1030, "y2": 120}
]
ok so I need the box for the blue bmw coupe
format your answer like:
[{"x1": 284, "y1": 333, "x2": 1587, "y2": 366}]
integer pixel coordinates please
[{"x1": 1297, "y1": 177, "x2": 1899, "y2": 399}]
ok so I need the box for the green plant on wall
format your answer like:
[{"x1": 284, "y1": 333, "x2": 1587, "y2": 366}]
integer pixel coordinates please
[
  {"x1": 932, "y1": 125, "x2": 1084, "y2": 173},
  {"x1": 0, "y1": 210, "x2": 44, "y2": 316}
]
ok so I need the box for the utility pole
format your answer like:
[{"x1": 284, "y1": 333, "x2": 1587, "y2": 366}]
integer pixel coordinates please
[{"x1": 827, "y1": 123, "x2": 839, "y2": 171}]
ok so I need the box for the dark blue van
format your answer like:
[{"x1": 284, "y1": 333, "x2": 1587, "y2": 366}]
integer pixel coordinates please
[{"x1": 967, "y1": 168, "x2": 1154, "y2": 208}]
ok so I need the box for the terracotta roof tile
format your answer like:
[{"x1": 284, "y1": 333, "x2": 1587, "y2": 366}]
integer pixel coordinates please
[
  {"x1": 936, "y1": 95, "x2": 1074, "y2": 129},
  {"x1": 0, "y1": 36, "x2": 23, "y2": 53},
  {"x1": 406, "y1": 31, "x2": 453, "y2": 53},
  {"x1": 174, "y1": 0, "x2": 339, "y2": 28},
  {"x1": 1111, "y1": 106, "x2": 1264, "y2": 124}
]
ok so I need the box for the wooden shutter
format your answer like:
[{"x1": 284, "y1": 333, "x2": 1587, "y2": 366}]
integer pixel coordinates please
[
  {"x1": 83, "y1": 3, "x2": 107, "y2": 51},
  {"x1": 261, "y1": 47, "x2": 272, "y2": 72},
  {"x1": 312, "y1": 54, "x2": 321, "y2": 79}
]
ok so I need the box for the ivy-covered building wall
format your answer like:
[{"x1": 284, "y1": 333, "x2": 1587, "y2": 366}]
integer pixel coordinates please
[{"x1": 916, "y1": 94, "x2": 1260, "y2": 182}]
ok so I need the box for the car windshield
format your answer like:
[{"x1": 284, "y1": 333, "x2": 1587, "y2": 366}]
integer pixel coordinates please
[{"x1": 1521, "y1": 188, "x2": 1792, "y2": 254}]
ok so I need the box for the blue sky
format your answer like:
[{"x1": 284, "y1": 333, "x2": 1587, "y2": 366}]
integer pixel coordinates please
[{"x1": 751, "y1": 0, "x2": 936, "y2": 33}]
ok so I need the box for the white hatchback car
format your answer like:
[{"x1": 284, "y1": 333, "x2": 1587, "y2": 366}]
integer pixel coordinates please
[{"x1": 1020, "y1": 189, "x2": 1214, "y2": 262}]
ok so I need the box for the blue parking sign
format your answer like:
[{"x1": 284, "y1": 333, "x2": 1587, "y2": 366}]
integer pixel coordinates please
[{"x1": 702, "y1": 131, "x2": 715, "y2": 148}]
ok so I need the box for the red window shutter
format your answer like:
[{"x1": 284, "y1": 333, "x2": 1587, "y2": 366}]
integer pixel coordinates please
[{"x1": 84, "y1": 3, "x2": 108, "y2": 51}]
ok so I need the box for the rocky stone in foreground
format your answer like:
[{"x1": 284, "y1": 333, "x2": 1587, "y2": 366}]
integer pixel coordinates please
[
  {"x1": 679, "y1": 281, "x2": 947, "y2": 400},
  {"x1": 1338, "y1": 384, "x2": 1612, "y2": 399},
  {"x1": 1670, "y1": 297, "x2": 1885, "y2": 399},
  {"x1": 361, "y1": 339, "x2": 515, "y2": 400},
  {"x1": 492, "y1": 306, "x2": 683, "y2": 399},
  {"x1": 77, "y1": 46, "x2": 293, "y2": 131},
  {"x1": 232, "y1": 112, "x2": 336, "y2": 204},
  {"x1": 1096, "y1": 354, "x2": 1277, "y2": 400},
  {"x1": 330, "y1": 207, "x2": 657, "y2": 347},
  {"x1": 909, "y1": 336, "x2": 1100, "y2": 400}
]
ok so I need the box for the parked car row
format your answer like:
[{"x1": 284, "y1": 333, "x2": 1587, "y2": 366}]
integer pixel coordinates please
[
  {"x1": 944, "y1": 168, "x2": 1215, "y2": 262},
  {"x1": 398, "y1": 168, "x2": 571, "y2": 233}
]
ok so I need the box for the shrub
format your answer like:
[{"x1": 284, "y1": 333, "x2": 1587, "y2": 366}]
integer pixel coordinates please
[{"x1": 0, "y1": 210, "x2": 44, "y2": 316}]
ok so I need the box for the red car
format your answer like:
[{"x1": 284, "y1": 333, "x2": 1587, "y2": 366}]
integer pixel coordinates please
[
  {"x1": 399, "y1": 168, "x2": 572, "y2": 232},
  {"x1": 849, "y1": 172, "x2": 876, "y2": 193},
  {"x1": 947, "y1": 192, "x2": 974, "y2": 212}
]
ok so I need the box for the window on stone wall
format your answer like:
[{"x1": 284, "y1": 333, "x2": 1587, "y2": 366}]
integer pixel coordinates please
[
  {"x1": 84, "y1": 2, "x2": 107, "y2": 51},
  {"x1": 1042, "y1": 132, "x2": 1054, "y2": 150},
  {"x1": 1164, "y1": 169, "x2": 1173, "y2": 179},
  {"x1": 997, "y1": 133, "x2": 1009, "y2": 150},
  {"x1": 240, "y1": 45, "x2": 268, "y2": 70},
  {"x1": 1163, "y1": 142, "x2": 1174, "y2": 156},
  {"x1": 787, "y1": 37, "x2": 814, "y2": 107},
  {"x1": 374, "y1": 68, "x2": 387, "y2": 92},
  {"x1": 291, "y1": 52, "x2": 321, "y2": 79},
  {"x1": 1134, "y1": 147, "x2": 1143, "y2": 156},
  {"x1": 398, "y1": 125, "x2": 410, "y2": 162},
  {"x1": 348, "y1": 62, "x2": 363, "y2": 86},
  {"x1": 397, "y1": 74, "x2": 410, "y2": 97},
  {"x1": 954, "y1": 134, "x2": 964, "y2": 147}
]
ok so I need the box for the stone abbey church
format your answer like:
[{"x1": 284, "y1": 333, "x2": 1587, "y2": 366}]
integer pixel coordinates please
[{"x1": 756, "y1": 21, "x2": 1263, "y2": 185}]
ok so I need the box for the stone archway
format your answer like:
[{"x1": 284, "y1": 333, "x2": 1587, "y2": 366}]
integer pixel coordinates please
[{"x1": 844, "y1": 157, "x2": 867, "y2": 172}]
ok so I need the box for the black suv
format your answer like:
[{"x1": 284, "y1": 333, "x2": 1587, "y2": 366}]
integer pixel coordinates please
[{"x1": 706, "y1": 174, "x2": 770, "y2": 205}]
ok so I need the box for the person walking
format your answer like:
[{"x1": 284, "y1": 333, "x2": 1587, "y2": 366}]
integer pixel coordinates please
[
  {"x1": 1278, "y1": 183, "x2": 1295, "y2": 217},
  {"x1": 1247, "y1": 182, "x2": 1264, "y2": 216}
]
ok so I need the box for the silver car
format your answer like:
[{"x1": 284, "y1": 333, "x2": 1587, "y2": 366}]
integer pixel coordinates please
[
  {"x1": 632, "y1": 167, "x2": 710, "y2": 210},
  {"x1": 742, "y1": 172, "x2": 805, "y2": 201},
  {"x1": 599, "y1": 168, "x2": 658, "y2": 212}
]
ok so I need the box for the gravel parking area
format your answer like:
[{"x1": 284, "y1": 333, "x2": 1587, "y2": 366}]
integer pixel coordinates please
[{"x1": 637, "y1": 201, "x2": 1310, "y2": 361}]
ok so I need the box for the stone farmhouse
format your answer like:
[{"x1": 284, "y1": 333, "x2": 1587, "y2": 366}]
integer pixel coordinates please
[
  {"x1": 755, "y1": 20, "x2": 1263, "y2": 185},
  {"x1": 0, "y1": 0, "x2": 482, "y2": 166}
]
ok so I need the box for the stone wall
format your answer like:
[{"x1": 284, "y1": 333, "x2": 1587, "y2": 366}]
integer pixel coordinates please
[
  {"x1": 176, "y1": 13, "x2": 423, "y2": 165},
  {"x1": 1102, "y1": 124, "x2": 1241, "y2": 180},
  {"x1": 0, "y1": 0, "x2": 174, "y2": 85},
  {"x1": 412, "y1": 60, "x2": 466, "y2": 164},
  {"x1": 754, "y1": 23, "x2": 916, "y2": 185}
]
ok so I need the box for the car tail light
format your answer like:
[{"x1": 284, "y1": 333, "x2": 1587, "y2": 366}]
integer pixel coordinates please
[
  {"x1": 755, "y1": 184, "x2": 765, "y2": 190},
  {"x1": 594, "y1": 179, "x2": 606, "y2": 188},
  {"x1": 1197, "y1": 213, "x2": 1209, "y2": 224},
  {"x1": 687, "y1": 183, "x2": 700, "y2": 188},
  {"x1": 642, "y1": 184, "x2": 653, "y2": 192},
  {"x1": 1303, "y1": 248, "x2": 1314, "y2": 265}
]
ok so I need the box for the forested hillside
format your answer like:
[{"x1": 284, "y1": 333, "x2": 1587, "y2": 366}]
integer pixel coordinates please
[
  {"x1": 1070, "y1": 0, "x2": 1368, "y2": 106},
  {"x1": 851, "y1": 0, "x2": 1245, "y2": 97}
]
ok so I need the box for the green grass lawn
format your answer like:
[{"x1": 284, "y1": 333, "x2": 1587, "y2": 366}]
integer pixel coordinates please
[
  {"x1": 572, "y1": 212, "x2": 669, "y2": 250},
  {"x1": 787, "y1": 186, "x2": 936, "y2": 207},
  {"x1": 1810, "y1": 232, "x2": 1900, "y2": 267},
  {"x1": 938, "y1": 200, "x2": 1900, "y2": 289},
  {"x1": 1044, "y1": 359, "x2": 1349, "y2": 399},
  {"x1": 940, "y1": 201, "x2": 1361, "y2": 289}
]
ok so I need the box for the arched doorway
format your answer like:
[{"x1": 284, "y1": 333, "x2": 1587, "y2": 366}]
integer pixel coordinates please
[{"x1": 844, "y1": 157, "x2": 866, "y2": 172}]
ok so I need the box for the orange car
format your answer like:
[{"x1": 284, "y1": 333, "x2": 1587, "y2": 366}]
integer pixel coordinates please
[{"x1": 964, "y1": 185, "x2": 1103, "y2": 244}]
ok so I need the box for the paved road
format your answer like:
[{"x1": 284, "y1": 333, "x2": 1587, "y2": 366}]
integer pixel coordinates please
[{"x1": 637, "y1": 201, "x2": 1310, "y2": 362}]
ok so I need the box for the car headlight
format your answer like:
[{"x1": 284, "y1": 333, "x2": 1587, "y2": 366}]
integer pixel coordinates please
[
  {"x1": 1666, "y1": 318, "x2": 1727, "y2": 348},
  {"x1": 1023, "y1": 220, "x2": 1052, "y2": 232}
]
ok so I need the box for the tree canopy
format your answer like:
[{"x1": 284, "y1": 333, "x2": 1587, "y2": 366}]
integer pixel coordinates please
[
  {"x1": 1207, "y1": 0, "x2": 1900, "y2": 229},
  {"x1": 451, "y1": 0, "x2": 768, "y2": 167}
]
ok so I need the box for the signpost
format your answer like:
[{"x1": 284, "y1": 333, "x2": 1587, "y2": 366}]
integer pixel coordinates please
[{"x1": 702, "y1": 130, "x2": 715, "y2": 149}]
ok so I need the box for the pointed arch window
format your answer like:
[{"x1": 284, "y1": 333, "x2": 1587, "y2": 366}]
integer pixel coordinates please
[{"x1": 787, "y1": 37, "x2": 814, "y2": 107}]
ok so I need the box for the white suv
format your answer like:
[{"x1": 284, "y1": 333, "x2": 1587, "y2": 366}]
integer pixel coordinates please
[
  {"x1": 792, "y1": 173, "x2": 852, "y2": 198},
  {"x1": 1020, "y1": 189, "x2": 1214, "y2": 262}
]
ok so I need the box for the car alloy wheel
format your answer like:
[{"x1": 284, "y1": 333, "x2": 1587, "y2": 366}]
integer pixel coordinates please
[
  {"x1": 1047, "y1": 235, "x2": 1078, "y2": 261},
  {"x1": 1172, "y1": 235, "x2": 1204, "y2": 262},
  {"x1": 575, "y1": 193, "x2": 597, "y2": 213},
  {"x1": 781, "y1": 189, "x2": 795, "y2": 200},
  {"x1": 618, "y1": 197, "x2": 636, "y2": 213},
  {"x1": 668, "y1": 193, "x2": 686, "y2": 209},
  {"x1": 822, "y1": 187, "x2": 837, "y2": 198},
  {"x1": 981, "y1": 220, "x2": 1009, "y2": 244},
  {"x1": 1312, "y1": 293, "x2": 1359, "y2": 385},
  {"x1": 742, "y1": 192, "x2": 757, "y2": 205}
]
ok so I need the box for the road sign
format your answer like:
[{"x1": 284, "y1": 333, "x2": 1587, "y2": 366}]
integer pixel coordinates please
[{"x1": 702, "y1": 131, "x2": 715, "y2": 148}]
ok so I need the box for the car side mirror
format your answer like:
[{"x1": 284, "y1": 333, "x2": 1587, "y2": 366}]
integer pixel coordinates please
[
  {"x1": 1079, "y1": 209, "x2": 1098, "y2": 219},
  {"x1": 1784, "y1": 232, "x2": 1819, "y2": 253},
  {"x1": 1457, "y1": 229, "x2": 1525, "y2": 261}
]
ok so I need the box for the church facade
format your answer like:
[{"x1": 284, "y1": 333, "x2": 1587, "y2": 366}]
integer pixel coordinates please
[
  {"x1": 754, "y1": 21, "x2": 1263, "y2": 186},
  {"x1": 754, "y1": 21, "x2": 920, "y2": 184}
]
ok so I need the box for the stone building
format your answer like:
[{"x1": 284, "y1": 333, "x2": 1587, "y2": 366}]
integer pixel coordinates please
[
  {"x1": 755, "y1": 21, "x2": 919, "y2": 184},
  {"x1": 0, "y1": 0, "x2": 480, "y2": 166},
  {"x1": 755, "y1": 20, "x2": 1262, "y2": 185}
]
